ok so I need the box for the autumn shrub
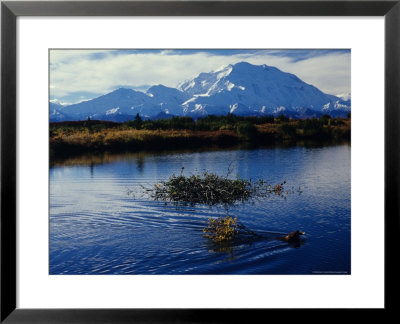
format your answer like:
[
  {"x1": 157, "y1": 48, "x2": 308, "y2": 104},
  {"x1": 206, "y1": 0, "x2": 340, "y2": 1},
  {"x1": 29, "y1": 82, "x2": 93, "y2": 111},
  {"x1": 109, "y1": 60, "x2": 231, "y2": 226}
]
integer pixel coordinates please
[{"x1": 235, "y1": 122, "x2": 258, "y2": 140}]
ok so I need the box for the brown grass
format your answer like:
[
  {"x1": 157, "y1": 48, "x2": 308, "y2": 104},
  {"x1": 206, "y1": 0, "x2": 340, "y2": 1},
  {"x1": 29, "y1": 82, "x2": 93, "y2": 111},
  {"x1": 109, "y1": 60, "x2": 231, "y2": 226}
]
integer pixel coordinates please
[{"x1": 50, "y1": 118, "x2": 350, "y2": 156}]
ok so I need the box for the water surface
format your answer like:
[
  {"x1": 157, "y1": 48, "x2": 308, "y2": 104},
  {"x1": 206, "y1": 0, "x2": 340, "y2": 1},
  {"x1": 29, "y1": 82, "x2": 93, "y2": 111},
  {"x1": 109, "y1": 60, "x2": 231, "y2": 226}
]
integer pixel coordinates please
[{"x1": 50, "y1": 145, "x2": 351, "y2": 274}]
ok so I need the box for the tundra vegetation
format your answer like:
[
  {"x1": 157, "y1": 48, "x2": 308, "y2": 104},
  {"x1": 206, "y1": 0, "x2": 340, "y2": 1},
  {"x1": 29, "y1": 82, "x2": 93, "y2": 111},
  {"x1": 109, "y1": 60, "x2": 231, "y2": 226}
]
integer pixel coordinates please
[{"x1": 50, "y1": 114, "x2": 350, "y2": 157}]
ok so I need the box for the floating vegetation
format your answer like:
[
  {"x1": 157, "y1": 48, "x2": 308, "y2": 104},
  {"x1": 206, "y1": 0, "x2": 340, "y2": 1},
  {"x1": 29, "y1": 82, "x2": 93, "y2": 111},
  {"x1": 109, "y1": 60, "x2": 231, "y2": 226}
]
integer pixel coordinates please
[
  {"x1": 202, "y1": 215, "x2": 265, "y2": 243},
  {"x1": 136, "y1": 167, "x2": 303, "y2": 246},
  {"x1": 149, "y1": 167, "x2": 290, "y2": 206},
  {"x1": 202, "y1": 216, "x2": 239, "y2": 243},
  {"x1": 202, "y1": 215, "x2": 306, "y2": 250}
]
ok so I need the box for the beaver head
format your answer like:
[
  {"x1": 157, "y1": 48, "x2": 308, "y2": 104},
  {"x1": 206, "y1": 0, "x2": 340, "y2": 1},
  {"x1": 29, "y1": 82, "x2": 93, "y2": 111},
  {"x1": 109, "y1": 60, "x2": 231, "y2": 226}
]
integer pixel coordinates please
[{"x1": 283, "y1": 230, "x2": 305, "y2": 242}]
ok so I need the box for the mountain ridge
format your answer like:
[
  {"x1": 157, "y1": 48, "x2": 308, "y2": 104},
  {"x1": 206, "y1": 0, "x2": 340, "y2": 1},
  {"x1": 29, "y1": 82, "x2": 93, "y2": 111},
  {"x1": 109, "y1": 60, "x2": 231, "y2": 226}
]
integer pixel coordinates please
[{"x1": 50, "y1": 62, "x2": 350, "y2": 122}]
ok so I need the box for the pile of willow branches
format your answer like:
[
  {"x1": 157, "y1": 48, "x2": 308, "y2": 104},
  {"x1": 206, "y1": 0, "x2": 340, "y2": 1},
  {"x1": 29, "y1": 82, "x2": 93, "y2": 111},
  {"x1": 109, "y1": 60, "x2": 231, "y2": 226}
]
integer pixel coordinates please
[{"x1": 150, "y1": 169, "x2": 287, "y2": 206}]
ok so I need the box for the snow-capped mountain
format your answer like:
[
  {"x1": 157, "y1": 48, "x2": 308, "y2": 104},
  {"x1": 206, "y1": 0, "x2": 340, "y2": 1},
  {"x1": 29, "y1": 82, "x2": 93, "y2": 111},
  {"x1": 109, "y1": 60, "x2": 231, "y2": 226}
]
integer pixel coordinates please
[
  {"x1": 178, "y1": 62, "x2": 349, "y2": 117},
  {"x1": 53, "y1": 88, "x2": 153, "y2": 122},
  {"x1": 50, "y1": 62, "x2": 350, "y2": 122},
  {"x1": 144, "y1": 85, "x2": 190, "y2": 116}
]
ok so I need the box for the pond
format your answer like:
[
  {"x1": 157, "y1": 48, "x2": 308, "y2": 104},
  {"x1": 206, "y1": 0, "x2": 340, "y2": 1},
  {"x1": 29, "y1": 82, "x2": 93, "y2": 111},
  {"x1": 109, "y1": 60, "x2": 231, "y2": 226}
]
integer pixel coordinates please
[{"x1": 50, "y1": 144, "x2": 351, "y2": 274}]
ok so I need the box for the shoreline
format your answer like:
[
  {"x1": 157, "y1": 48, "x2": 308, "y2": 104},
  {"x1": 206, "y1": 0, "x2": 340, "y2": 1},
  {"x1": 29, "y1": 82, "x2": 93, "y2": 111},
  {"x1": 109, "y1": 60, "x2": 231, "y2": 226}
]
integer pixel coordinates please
[
  {"x1": 50, "y1": 117, "x2": 351, "y2": 160},
  {"x1": 50, "y1": 138, "x2": 351, "y2": 168}
]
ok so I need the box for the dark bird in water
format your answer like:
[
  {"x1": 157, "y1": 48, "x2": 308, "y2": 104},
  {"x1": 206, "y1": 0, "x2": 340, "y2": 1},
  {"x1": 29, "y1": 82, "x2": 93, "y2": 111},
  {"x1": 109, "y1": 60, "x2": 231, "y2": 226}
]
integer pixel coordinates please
[{"x1": 278, "y1": 230, "x2": 306, "y2": 243}]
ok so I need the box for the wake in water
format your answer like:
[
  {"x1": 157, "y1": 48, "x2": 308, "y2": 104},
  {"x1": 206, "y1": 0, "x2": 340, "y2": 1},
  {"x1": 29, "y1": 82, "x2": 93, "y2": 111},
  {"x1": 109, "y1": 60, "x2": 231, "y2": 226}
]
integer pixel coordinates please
[
  {"x1": 126, "y1": 167, "x2": 305, "y2": 252},
  {"x1": 202, "y1": 214, "x2": 306, "y2": 249}
]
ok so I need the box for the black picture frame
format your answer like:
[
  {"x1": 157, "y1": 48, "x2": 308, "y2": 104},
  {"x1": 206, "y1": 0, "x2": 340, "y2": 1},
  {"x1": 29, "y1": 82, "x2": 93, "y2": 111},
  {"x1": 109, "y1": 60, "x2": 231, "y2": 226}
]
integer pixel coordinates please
[{"x1": 1, "y1": 0, "x2": 399, "y2": 322}]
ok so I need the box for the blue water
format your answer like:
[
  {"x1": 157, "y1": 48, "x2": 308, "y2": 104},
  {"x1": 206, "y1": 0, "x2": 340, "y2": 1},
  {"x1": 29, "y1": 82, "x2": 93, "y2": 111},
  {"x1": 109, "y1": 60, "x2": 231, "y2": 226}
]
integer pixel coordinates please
[{"x1": 50, "y1": 145, "x2": 351, "y2": 274}]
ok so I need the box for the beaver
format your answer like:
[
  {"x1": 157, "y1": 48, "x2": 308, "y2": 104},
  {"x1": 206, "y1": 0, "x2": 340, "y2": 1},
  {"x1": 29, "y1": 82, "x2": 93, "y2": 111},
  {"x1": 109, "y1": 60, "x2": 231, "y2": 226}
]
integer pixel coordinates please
[{"x1": 278, "y1": 230, "x2": 305, "y2": 243}]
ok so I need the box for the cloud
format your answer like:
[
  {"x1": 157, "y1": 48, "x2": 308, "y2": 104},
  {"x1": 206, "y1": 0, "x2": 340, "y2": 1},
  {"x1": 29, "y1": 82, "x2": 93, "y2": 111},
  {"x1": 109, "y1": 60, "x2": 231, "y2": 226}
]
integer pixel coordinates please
[{"x1": 50, "y1": 49, "x2": 350, "y2": 103}]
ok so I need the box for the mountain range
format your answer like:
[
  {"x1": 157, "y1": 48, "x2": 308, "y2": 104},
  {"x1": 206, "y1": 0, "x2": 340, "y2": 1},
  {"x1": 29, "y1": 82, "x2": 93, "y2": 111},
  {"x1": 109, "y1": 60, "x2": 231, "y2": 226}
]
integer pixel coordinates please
[{"x1": 50, "y1": 61, "x2": 351, "y2": 122}]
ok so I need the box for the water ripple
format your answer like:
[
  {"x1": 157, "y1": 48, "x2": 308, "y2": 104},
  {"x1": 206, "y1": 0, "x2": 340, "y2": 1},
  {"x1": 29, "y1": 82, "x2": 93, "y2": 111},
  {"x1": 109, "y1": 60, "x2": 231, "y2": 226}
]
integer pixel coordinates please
[{"x1": 50, "y1": 145, "x2": 351, "y2": 275}]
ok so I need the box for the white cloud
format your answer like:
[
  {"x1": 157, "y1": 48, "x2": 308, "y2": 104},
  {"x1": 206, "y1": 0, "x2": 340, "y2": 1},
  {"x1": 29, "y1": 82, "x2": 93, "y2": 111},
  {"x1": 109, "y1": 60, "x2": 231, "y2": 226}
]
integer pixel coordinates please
[{"x1": 50, "y1": 50, "x2": 350, "y2": 103}]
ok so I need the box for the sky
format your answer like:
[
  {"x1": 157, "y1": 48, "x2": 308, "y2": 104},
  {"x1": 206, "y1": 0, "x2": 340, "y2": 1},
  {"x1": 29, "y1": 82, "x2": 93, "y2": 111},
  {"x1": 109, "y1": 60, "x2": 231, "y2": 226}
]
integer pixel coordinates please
[{"x1": 49, "y1": 49, "x2": 351, "y2": 105}]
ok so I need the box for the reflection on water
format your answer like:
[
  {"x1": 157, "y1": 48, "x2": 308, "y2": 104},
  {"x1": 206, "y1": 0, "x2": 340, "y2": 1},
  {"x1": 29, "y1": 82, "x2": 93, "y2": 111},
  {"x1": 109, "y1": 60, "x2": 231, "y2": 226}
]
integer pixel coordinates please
[
  {"x1": 50, "y1": 141, "x2": 350, "y2": 168},
  {"x1": 50, "y1": 144, "x2": 350, "y2": 274}
]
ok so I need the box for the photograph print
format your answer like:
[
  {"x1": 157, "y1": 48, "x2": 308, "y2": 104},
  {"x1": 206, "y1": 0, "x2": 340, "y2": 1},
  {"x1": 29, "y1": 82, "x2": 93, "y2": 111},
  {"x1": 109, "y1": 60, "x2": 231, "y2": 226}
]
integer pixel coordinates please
[{"x1": 49, "y1": 49, "x2": 351, "y2": 275}]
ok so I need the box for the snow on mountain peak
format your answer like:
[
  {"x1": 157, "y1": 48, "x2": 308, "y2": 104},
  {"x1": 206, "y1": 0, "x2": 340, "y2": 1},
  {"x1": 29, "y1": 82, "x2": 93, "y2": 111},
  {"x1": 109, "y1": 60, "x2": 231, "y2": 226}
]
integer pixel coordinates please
[
  {"x1": 175, "y1": 61, "x2": 350, "y2": 117},
  {"x1": 178, "y1": 64, "x2": 234, "y2": 96},
  {"x1": 213, "y1": 64, "x2": 232, "y2": 73},
  {"x1": 216, "y1": 65, "x2": 233, "y2": 78},
  {"x1": 50, "y1": 61, "x2": 350, "y2": 122},
  {"x1": 338, "y1": 93, "x2": 351, "y2": 101}
]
